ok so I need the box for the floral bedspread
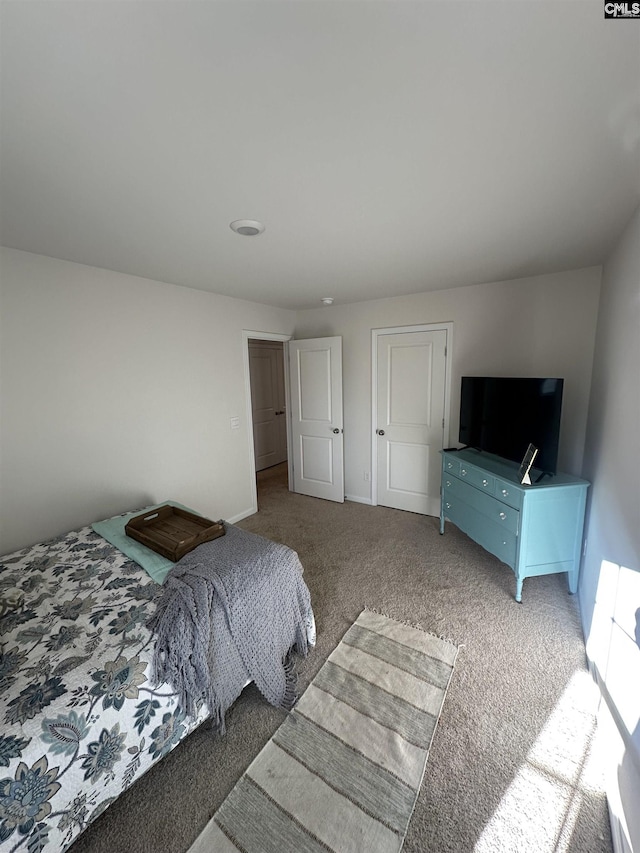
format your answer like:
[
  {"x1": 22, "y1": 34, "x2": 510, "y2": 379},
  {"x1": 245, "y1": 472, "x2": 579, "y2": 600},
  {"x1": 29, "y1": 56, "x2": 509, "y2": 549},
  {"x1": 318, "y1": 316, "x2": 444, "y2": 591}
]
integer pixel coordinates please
[{"x1": 0, "y1": 526, "x2": 210, "y2": 853}]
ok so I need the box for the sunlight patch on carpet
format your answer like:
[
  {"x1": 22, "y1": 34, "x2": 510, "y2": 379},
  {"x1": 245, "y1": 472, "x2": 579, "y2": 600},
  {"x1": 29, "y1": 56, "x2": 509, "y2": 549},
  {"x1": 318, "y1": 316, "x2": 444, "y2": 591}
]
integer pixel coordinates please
[{"x1": 474, "y1": 670, "x2": 607, "y2": 853}]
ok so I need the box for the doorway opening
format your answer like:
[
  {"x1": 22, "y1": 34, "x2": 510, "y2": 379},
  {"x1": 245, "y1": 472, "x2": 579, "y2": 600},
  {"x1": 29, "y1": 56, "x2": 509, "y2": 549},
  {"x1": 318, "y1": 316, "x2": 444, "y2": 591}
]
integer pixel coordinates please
[
  {"x1": 255, "y1": 461, "x2": 289, "y2": 507},
  {"x1": 245, "y1": 336, "x2": 290, "y2": 509},
  {"x1": 243, "y1": 331, "x2": 345, "y2": 515}
]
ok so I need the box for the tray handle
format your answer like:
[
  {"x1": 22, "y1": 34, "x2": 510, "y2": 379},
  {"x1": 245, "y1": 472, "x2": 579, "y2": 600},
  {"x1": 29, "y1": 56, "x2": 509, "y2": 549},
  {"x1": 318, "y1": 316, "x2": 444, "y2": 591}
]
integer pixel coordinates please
[{"x1": 139, "y1": 511, "x2": 160, "y2": 522}]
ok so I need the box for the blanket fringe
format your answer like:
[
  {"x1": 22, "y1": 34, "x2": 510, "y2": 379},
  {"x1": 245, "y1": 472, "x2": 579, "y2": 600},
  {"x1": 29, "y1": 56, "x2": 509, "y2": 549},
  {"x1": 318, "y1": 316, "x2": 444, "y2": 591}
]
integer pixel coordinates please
[
  {"x1": 281, "y1": 651, "x2": 299, "y2": 711},
  {"x1": 362, "y1": 605, "x2": 463, "y2": 650}
]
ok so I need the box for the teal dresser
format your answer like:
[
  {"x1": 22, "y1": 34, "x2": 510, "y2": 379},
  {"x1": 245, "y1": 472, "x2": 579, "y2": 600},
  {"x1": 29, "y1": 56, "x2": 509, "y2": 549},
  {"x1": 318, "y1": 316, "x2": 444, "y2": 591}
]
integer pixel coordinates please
[{"x1": 440, "y1": 448, "x2": 589, "y2": 602}]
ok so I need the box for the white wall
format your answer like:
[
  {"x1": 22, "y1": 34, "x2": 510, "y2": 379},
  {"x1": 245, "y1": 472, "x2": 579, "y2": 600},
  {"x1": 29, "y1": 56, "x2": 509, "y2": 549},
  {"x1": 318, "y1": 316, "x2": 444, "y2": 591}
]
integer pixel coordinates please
[
  {"x1": 0, "y1": 248, "x2": 296, "y2": 554},
  {"x1": 0, "y1": 251, "x2": 603, "y2": 554},
  {"x1": 294, "y1": 266, "x2": 601, "y2": 503},
  {"x1": 579, "y1": 205, "x2": 640, "y2": 853}
]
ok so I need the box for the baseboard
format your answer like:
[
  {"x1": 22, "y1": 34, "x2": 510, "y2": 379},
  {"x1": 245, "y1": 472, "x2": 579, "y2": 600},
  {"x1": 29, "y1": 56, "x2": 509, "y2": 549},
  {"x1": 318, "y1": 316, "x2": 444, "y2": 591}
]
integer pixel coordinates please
[
  {"x1": 592, "y1": 673, "x2": 639, "y2": 853},
  {"x1": 607, "y1": 776, "x2": 634, "y2": 853},
  {"x1": 230, "y1": 497, "x2": 373, "y2": 518},
  {"x1": 226, "y1": 506, "x2": 256, "y2": 524}
]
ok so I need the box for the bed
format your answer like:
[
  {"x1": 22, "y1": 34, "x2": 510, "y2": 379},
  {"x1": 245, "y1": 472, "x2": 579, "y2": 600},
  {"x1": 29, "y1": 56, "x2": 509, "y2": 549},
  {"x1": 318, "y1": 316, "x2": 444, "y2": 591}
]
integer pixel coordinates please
[{"x1": 0, "y1": 513, "x2": 315, "y2": 853}]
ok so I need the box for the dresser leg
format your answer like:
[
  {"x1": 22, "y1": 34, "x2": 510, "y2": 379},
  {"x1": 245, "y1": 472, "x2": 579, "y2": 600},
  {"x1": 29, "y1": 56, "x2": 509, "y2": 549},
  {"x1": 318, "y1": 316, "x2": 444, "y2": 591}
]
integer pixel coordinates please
[{"x1": 515, "y1": 578, "x2": 523, "y2": 603}]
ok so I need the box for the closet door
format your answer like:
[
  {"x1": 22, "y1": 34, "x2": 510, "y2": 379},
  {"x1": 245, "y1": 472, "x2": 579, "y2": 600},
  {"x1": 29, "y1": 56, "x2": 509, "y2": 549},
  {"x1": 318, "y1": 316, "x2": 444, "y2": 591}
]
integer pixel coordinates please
[{"x1": 375, "y1": 329, "x2": 447, "y2": 515}]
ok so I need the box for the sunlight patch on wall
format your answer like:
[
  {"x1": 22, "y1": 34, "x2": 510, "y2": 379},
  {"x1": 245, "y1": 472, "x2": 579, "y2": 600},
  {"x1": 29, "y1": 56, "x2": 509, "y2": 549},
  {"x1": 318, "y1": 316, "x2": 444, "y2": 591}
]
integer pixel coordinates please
[
  {"x1": 584, "y1": 558, "x2": 640, "y2": 853},
  {"x1": 586, "y1": 559, "x2": 640, "y2": 737},
  {"x1": 474, "y1": 670, "x2": 607, "y2": 852}
]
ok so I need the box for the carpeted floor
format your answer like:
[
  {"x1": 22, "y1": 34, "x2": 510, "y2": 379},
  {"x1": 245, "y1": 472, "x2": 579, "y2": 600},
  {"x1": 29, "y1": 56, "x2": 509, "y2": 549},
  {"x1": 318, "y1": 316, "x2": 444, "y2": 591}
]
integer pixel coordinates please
[{"x1": 72, "y1": 463, "x2": 612, "y2": 853}]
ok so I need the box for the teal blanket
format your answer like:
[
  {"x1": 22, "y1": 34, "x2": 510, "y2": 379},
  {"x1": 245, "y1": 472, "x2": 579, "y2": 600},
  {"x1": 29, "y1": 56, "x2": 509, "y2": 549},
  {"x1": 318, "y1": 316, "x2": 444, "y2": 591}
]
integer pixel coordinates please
[{"x1": 92, "y1": 502, "x2": 197, "y2": 584}]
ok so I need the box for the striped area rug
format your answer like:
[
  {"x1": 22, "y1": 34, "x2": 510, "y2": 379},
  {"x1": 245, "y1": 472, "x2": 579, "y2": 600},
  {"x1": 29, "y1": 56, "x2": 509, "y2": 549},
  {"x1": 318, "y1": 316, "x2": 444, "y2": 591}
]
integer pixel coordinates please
[{"x1": 189, "y1": 609, "x2": 458, "y2": 853}]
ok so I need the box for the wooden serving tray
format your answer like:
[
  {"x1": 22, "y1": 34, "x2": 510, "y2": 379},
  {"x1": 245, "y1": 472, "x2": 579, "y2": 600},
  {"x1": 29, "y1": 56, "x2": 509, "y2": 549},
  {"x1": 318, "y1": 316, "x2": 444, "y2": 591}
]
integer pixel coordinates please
[{"x1": 125, "y1": 504, "x2": 225, "y2": 562}]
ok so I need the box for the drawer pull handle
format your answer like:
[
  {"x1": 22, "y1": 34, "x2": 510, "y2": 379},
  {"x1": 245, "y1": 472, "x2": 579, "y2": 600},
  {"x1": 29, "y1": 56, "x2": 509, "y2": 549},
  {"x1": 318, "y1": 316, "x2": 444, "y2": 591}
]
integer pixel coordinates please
[
  {"x1": 502, "y1": 489, "x2": 509, "y2": 497},
  {"x1": 446, "y1": 480, "x2": 451, "y2": 487},
  {"x1": 461, "y1": 469, "x2": 467, "y2": 476},
  {"x1": 446, "y1": 502, "x2": 451, "y2": 509},
  {"x1": 499, "y1": 512, "x2": 507, "y2": 521},
  {"x1": 447, "y1": 462, "x2": 453, "y2": 469},
  {"x1": 482, "y1": 479, "x2": 489, "y2": 486}
]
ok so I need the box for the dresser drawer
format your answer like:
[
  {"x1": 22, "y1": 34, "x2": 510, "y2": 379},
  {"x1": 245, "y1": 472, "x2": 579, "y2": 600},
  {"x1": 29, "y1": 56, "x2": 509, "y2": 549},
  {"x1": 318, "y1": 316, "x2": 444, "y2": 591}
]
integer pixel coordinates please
[
  {"x1": 457, "y1": 462, "x2": 495, "y2": 493},
  {"x1": 475, "y1": 516, "x2": 518, "y2": 569},
  {"x1": 443, "y1": 456, "x2": 460, "y2": 476},
  {"x1": 442, "y1": 474, "x2": 461, "y2": 496},
  {"x1": 494, "y1": 477, "x2": 522, "y2": 510},
  {"x1": 446, "y1": 479, "x2": 518, "y2": 534},
  {"x1": 443, "y1": 475, "x2": 479, "y2": 506},
  {"x1": 442, "y1": 495, "x2": 517, "y2": 569}
]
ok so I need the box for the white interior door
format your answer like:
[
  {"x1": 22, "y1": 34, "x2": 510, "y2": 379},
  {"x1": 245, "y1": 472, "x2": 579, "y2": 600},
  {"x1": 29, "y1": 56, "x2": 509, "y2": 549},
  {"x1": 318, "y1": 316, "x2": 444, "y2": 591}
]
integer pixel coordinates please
[
  {"x1": 375, "y1": 329, "x2": 448, "y2": 515},
  {"x1": 288, "y1": 337, "x2": 344, "y2": 502},
  {"x1": 249, "y1": 341, "x2": 287, "y2": 471}
]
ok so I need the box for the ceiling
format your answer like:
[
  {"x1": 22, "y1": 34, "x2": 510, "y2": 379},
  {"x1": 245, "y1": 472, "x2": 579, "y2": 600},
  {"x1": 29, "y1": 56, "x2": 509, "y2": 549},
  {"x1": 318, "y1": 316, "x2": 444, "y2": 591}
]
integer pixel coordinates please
[{"x1": 1, "y1": 1, "x2": 639, "y2": 310}]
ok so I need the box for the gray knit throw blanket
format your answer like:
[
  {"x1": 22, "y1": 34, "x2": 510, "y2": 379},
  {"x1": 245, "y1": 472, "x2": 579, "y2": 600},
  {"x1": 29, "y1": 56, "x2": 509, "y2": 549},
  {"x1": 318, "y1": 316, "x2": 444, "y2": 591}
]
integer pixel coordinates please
[{"x1": 148, "y1": 524, "x2": 313, "y2": 732}]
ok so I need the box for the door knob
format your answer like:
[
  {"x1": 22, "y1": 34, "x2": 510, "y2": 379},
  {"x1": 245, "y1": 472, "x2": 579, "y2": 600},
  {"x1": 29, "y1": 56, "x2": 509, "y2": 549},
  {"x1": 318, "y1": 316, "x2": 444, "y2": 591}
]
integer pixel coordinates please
[
  {"x1": 332, "y1": 428, "x2": 340, "y2": 434},
  {"x1": 377, "y1": 429, "x2": 385, "y2": 436}
]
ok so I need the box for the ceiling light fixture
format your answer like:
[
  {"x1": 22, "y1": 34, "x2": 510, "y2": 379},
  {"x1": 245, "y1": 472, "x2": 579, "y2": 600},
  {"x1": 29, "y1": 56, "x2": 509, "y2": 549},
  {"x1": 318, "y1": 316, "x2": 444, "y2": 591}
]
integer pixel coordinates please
[
  {"x1": 230, "y1": 219, "x2": 265, "y2": 236},
  {"x1": 321, "y1": 297, "x2": 334, "y2": 306}
]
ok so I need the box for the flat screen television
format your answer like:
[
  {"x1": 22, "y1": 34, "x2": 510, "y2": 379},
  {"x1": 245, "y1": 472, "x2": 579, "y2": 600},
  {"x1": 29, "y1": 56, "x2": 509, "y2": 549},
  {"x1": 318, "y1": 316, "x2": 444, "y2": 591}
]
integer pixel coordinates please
[{"x1": 459, "y1": 377, "x2": 564, "y2": 474}]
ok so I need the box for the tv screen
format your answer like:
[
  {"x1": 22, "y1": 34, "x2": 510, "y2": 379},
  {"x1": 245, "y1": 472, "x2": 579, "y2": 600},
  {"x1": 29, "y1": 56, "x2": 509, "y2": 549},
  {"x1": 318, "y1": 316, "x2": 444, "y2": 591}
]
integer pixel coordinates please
[{"x1": 459, "y1": 377, "x2": 564, "y2": 474}]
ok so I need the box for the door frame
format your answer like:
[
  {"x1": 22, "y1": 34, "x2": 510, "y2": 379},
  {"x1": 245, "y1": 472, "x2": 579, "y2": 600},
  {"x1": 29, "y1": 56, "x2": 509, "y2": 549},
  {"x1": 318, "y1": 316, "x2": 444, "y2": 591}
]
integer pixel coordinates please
[
  {"x1": 242, "y1": 330, "x2": 293, "y2": 516},
  {"x1": 370, "y1": 322, "x2": 453, "y2": 508}
]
